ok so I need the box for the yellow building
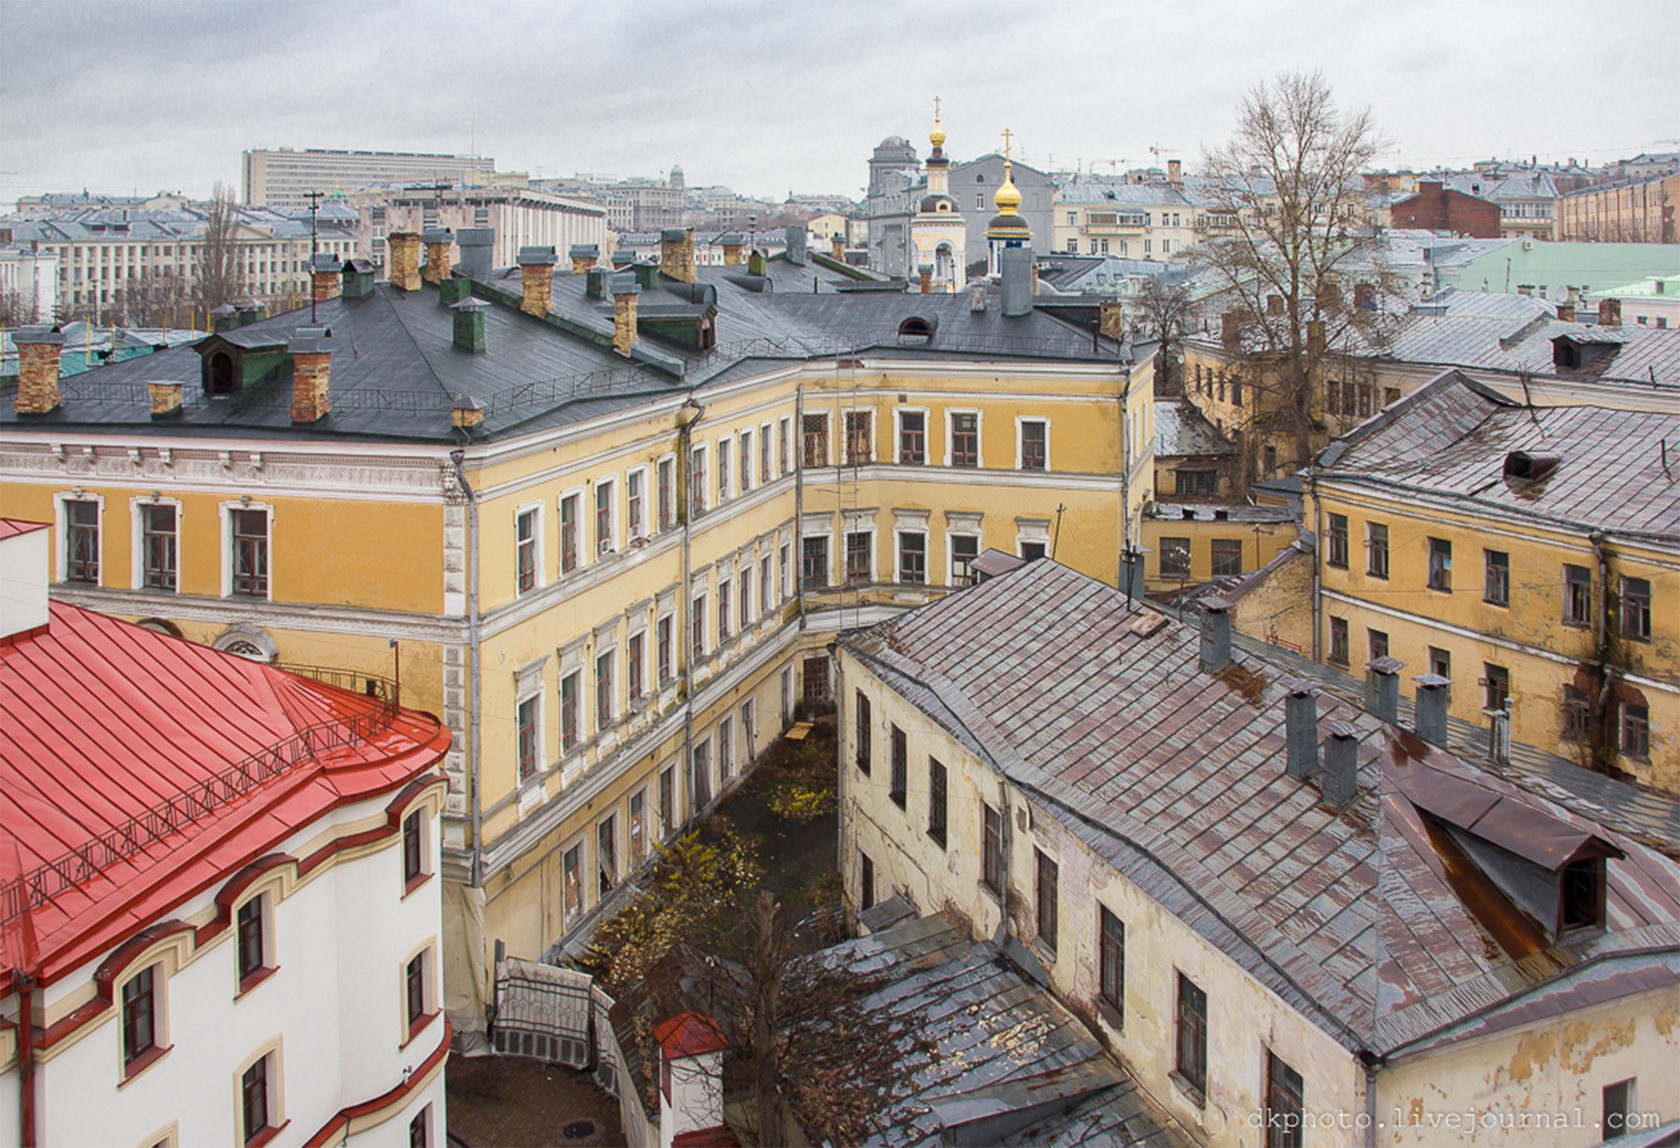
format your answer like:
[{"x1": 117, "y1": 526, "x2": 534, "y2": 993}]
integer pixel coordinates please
[
  {"x1": 1139, "y1": 501, "x2": 1297, "y2": 594},
  {"x1": 0, "y1": 226, "x2": 1154, "y2": 1032},
  {"x1": 1308, "y1": 370, "x2": 1680, "y2": 792}
]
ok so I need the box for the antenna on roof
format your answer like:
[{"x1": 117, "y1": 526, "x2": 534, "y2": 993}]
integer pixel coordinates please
[{"x1": 304, "y1": 189, "x2": 323, "y2": 323}]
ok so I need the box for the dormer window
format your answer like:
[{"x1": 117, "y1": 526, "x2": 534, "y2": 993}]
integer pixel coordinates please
[
  {"x1": 209, "y1": 351, "x2": 236, "y2": 395},
  {"x1": 898, "y1": 317, "x2": 933, "y2": 344},
  {"x1": 1560, "y1": 857, "x2": 1606, "y2": 934}
]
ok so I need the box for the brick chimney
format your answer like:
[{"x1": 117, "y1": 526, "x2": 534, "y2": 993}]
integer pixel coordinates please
[
  {"x1": 288, "y1": 326, "x2": 334, "y2": 424},
  {"x1": 610, "y1": 271, "x2": 639, "y2": 356},
  {"x1": 831, "y1": 234, "x2": 845, "y2": 260},
  {"x1": 660, "y1": 228, "x2": 696, "y2": 283},
  {"x1": 516, "y1": 246, "x2": 558, "y2": 317},
  {"x1": 452, "y1": 395, "x2": 484, "y2": 431},
  {"x1": 1598, "y1": 297, "x2": 1622, "y2": 328},
  {"x1": 918, "y1": 263, "x2": 933, "y2": 294},
  {"x1": 1099, "y1": 299, "x2": 1123, "y2": 339},
  {"x1": 387, "y1": 231, "x2": 422, "y2": 291},
  {"x1": 1221, "y1": 310, "x2": 1241, "y2": 349},
  {"x1": 1556, "y1": 301, "x2": 1576, "y2": 323},
  {"x1": 421, "y1": 228, "x2": 454, "y2": 286},
  {"x1": 310, "y1": 253, "x2": 343, "y2": 303},
  {"x1": 569, "y1": 244, "x2": 599, "y2": 274},
  {"x1": 148, "y1": 380, "x2": 183, "y2": 420},
  {"x1": 719, "y1": 233, "x2": 744, "y2": 266},
  {"x1": 11, "y1": 326, "x2": 65, "y2": 415},
  {"x1": 1267, "y1": 293, "x2": 1284, "y2": 316},
  {"x1": 1168, "y1": 159, "x2": 1182, "y2": 186}
]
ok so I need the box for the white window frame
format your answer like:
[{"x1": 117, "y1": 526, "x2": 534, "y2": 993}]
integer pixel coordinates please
[
  {"x1": 626, "y1": 620, "x2": 648, "y2": 702},
  {"x1": 718, "y1": 715, "x2": 734, "y2": 781},
  {"x1": 716, "y1": 435, "x2": 733, "y2": 502},
  {"x1": 944, "y1": 408, "x2": 984, "y2": 468},
  {"x1": 801, "y1": 514, "x2": 836, "y2": 590},
  {"x1": 558, "y1": 486, "x2": 585, "y2": 574},
  {"x1": 894, "y1": 405, "x2": 930, "y2": 465},
  {"x1": 759, "y1": 553, "x2": 773, "y2": 615},
  {"x1": 515, "y1": 655, "x2": 549, "y2": 779},
  {"x1": 656, "y1": 453, "x2": 677, "y2": 532},
  {"x1": 843, "y1": 407, "x2": 877, "y2": 465},
  {"x1": 219, "y1": 500, "x2": 274, "y2": 601},
  {"x1": 594, "y1": 645, "x2": 616, "y2": 733},
  {"x1": 130, "y1": 495, "x2": 182, "y2": 593},
  {"x1": 626, "y1": 465, "x2": 647, "y2": 541},
  {"x1": 759, "y1": 421, "x2": 774, "y2": 484},
  {"x1": 740, "y1": 698, "x2": 757, "y2": 764},
  {"x1": 231, "y1": 1036, "x2": 286, "y2": 1144},
  {"x1": 692, "y1": 734, "x2": 714, "y2": 808},
  {"x1": 54, "y1": 489, "x2": 106, "y2": 586},
  {"x1": 1015, "y1": 416, "x2": 1052, "y2": 471},
  {"x1": 594, "y1": 477, "x2": 618, "y2": 556},
  {"x1": 738, "y1": 428, "x2": 754, "y2": 493},
  {"x1": 778, "y1": 415, "x2": 793, "y2": 475},
  {"x1": 801, "y1": 410, "x2": 831, "y2": 469},
  {"x1": 690, "y1": 444, "x2": 709, "y2": 516},
  {"x1": 397, "y1": 937, "x2": 439, "y2": 1042},
  {"x1": 1016, "y1": 517, "x2": 1053, "y2": 559},
  {"x1": 843, "y1": 511, "x2": 878, "y2": 585}
]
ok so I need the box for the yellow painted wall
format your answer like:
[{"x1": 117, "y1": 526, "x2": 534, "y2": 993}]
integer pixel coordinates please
[{"x1": 1141, "y1": 514, "x2": 1299, "y2": 590}]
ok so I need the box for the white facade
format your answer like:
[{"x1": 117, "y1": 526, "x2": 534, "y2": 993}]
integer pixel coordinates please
[
  {"x1": 2, "y1": 783, "x2": 449, "y2": 1148},
  {"x1": 0, "y1": 246, "x2": 58, "y2": 323}
]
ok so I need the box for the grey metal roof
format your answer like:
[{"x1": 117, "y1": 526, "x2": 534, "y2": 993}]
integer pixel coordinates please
[
  {"x1": 839, "y1": 561, "x2": 1680, "y2": 1057},
  {"x1": 1318, "y1": 371, "x2": 1680, "y2": 540},
  {"x1": 1153, "y1": 398, "x2": 1235, "y2": 457}
]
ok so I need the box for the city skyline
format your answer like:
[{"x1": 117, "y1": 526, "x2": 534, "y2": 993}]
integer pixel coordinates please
[{"x1": 2, "y1": 0, "x2": 1676, "y2": 210}]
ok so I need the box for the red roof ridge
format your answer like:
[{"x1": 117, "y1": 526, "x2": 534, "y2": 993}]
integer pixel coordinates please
[
  {"x1": 652, "y1": 1009, "x2": 729, "y2": 1058},
  {"x1": 0, "y1": 518, "x2": 49, "y2": 540}
]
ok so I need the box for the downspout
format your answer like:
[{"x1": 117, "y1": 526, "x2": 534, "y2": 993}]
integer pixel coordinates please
[
  {"x1": 1364, "y1": 1057, "x2": 1379, "y2": 1148},
  {"x1": 1309, "y1": 469, "x2": 1323, "y2": 662},
  {"x1": 676, "y1": 398, "x2": 704, "y2": 811},
  {"x1": 16, "y1": 972, "x2": 37, "y2": 1148},
  {"x1": 1590, "y1": 531, "x2": 1615, "y2": 770},
  {"x1": 795, "y1": 381, "x2": 806, "y2": 627},
  {"x1": 1118, "y1": 343, "x2": 1132, "y2": 581},
  {"x1": 450, "y1": 449, "x2": 484, "y2": 888}
]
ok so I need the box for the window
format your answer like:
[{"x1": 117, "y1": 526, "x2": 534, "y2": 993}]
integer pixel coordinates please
[
  {"x1": 717, "y1": 438, "x2": 731, "y2": 501},
  {"x1": 718, "y1": 581, "x2": 731, "y2": 642},
  {"x1": 739, "y1": 431, "x2": 753, "y2": 493},
  {"x1": 517, "y1": 695, "x2": 538, "y2": 780},
  {"x1": 1563, "y1": 564, "x2": 1593, "y2": 626},
  {"x1": 1175, "y1": 470, "x2": 1216, "y2": 497},
  {"x1": 657, "y1": 458, "x2": 674, "y2": 529},
  {"x1": 596, "y1": 651, "x2": 614, "y2": 730},
  {"x1": 1329, "y1": 617, "x2": 1350, "y2": 666},
  {"x1": 740, "y1": 700, "x2": 755, "y2": 765},
  {"x1": 1562, "y1": 858, "x2": 1605, "y2": 934},
  {"x1": 1174, "y1": 972, "x2": 1208, "y2": 1098},
  {"x1": 1622, "y1": 703, "x2": 1650, "y2": 759},
  {"x1": 860, "y1": 851, "x2": 875, "y2": 912},
  {"x1": 1230, "y1": 375, "x2": 1242, "y2": 406},
  {"x1": 1484, "y1": 549, "x2": 1510, "y2": 605},
  {"x1": 1327, "y1": 513, "x2": 1348, "y2": 569},
  {"x1": 658, "y1": 766, "x2": 675, "y2": 835},
  {"x1": 691, "y1": 595, "x2": 707, "y2": 660},
  {"x1": 738, "y1": 565, "x2": 751, "y2": 626},
  {"x1": 690, "y1": 446, "x2": 707, "y2": 517},
  {"x1": 560, "y1": 670, "x2": 580, "y2": 752},
  {"x1": 844, "y1": 410, "x2": 872, "y2": 464},
  {"x1": 241, "y1": 1054, "x2": 273, "y2": 1144},
  {"x1": 1019, "y1": 420, "x2": 1047, "y2": 470},
  {"x1": 927, "y1": 758, "x2": 947, "y2": 847},
  {"x1": 598, "y1": 816, "x2": 617, "y2": 895},
  {"x1": 803, "y1": 654, "x2": 831, "y2": 707},
  {"x1": 1160, "y1": 537, "x2": 1190, "y2": 578},
  {"x1": 1604, "y1": 1079, "x2": 1637, "y2": 1141},
  {"x1": 845, "y1": 530, "x2": 871, "y2": 584},
  {"x1": 760, "y1": 424, "x2": 772, "y2": 484},
  {"x1": 122, "y1": 966, "x2": 159, "y2": 1068},
  {"x1": 1427, "y1": 537, "x2": 1452, "y2": 591},
  {"x1": 692, "y1": 739, "x2": 712, "y2": 808},
  {"x1": 899, "y1": 411, "x2": 926, "y2": 464},
  {"x1": 718, "y1": 717, "x2": 733, "y2": 781},
  {"x1": 236, "y1": 895, "x2": 268, "y2": 986},
  {"x1": 760, "y1": 555, "x2": 772, "y2": 614},
  {"x1": 779, "y1": 416, "x2": 791, "y2": 475},
  {"x1": 1210, "y1": 539, "x2": 1242, "y2": 577},
  {"x1": 1562, "y1": 685, "x2": 1592, "y2": 743},
  {"x1": 1429, "y1": 646, "x2": 1451, "y2": 681},
  {"x1": 855, "y1": 691, "x2": 872, "y2": 773},
  {"x1": 405, "y1": 950, "x2": 432, "y2": 1030},
  {"x1": 1099, "y1": 906, "x2": 1124, "y2": 1020},
  {"x1": 141, "y1": 504, "x2": 177, "y2": 591},
  {"x1": 899, "y1": 532, "x2": 926, "y2": 584},
  {"x1": 1621, "y1": 577, "x2": 1651, "y2": 640},
  {"x1": 403, "y1": 810, "x2": 426, "y2": 887},
  {"x1": 231, "y1": 508, "x2": 268, "y2": 597},
  {"x1": 560, "y1": 494, "x2": 580, "y2": 573},
  {"x1": 515, "y1": 508, "x2": 538, "y2": 593},
  {"x1": 629, "y1": 790, "x2": 647, "y2": 864},
  {"x1": 1483, "y1": 662, "x2": 1509, "y2": 713},
  {"x1": 780, "y1": 543, "x2": 792, "y2": 597},
  {"x1": 802, "y1": 413, "x2": 828, "y2": 467},
  {"x1": 409, "y1": 1106, "x2": 431, "y2": 1148},
  {"x1": 982, "y1": 804, "x2": 1003, "y2": 894},
  {"x1": 563, "y1": 843, "x2": 582, "y2": 924},
  {"x1": 889, "y1": 725, "x2": 907, "y2": 808},
  {"x1": 657, "y1": 616, "x2": 673, "y2": 683},
  {"x1": 591, "y1": 481, "x2": 614, "y2": 555},
  {"x1": 1368, "y1": 628, "x2": 1389, "y2": 662},
  {"x1": 622, "y1": 633, "x2": 643, "y2": 703},
  {"x1": 950, "y1": 413, "x2": 979, "y2": 467},
  {"x1": 951, "y1": 534, "x2": 979, "y2": 586},
  {"x1": 1366, "y1": 522, "x2": 1389, "y2": 579},
  {"x1": 1265, "y1": 1051, "x2": 1305, "y2": 1148},
  {"x1": 1034, "y1": 850, "x2": 1058, "y2": 950}
]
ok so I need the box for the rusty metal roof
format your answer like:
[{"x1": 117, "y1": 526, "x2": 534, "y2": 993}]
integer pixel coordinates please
[
  {"x1": 839, "y1": 561, "x2": 1680, "y2": 1058},
  {"x1": 1318, "y1": 370, "x2": 1680, "y2": 541}
]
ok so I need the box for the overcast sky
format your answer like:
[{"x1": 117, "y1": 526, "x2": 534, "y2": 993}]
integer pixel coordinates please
[{"x1": 2, "y1": 0, "x2": 1675, "y2": 210}]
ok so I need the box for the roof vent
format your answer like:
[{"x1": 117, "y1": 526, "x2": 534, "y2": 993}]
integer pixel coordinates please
[
  {"x1": 1320, "y1": 721, "x2": 1359, "y2": 806},
  {"x1": 1283, "y1": 680, "x2": 1318, "y2": 780},
  {"x1": 1413, "y1": 674, "x2": 1452, "y2": 747},
  {"x1": 452, "y1": 298, "x2": 489, "y2": 353},
  {"x1": 1503, "y1": 451, "x2": 1559, "y2": 483},
  {"x1": 1364, "y1": 656, "x2": 1404, "y2": 724},
  {"x1": 1199, "y1": 599, "x2": 1232, "y2": 673}
]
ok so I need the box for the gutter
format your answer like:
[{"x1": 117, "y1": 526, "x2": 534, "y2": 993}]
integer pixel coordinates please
[{"x1": 450, "y1": 449, "x2": 484, "y2": 887}]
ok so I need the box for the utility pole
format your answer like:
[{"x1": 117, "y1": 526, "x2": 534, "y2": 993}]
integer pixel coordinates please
[{"x1": 304, "y1": 189, "x2": 323, "y2": 323}]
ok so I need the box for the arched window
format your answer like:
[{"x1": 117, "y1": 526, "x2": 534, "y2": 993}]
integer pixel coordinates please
[{"x1": 898, "y1": 317, "x2": 933, "y2": 344}]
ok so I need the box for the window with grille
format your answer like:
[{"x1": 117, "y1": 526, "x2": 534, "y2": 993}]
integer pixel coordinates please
[
  {"x1": 1035, "y1": 850, "x2": 1058, "y2": 950},
  {"x1": 1020, "y1": 420, "x2": 1047, "y2": 470},
  {"x1": 802, "y1": 414, "x2": 828, "y2": 467},
  {"x1": 927, "y1": 758, "x2": 947, "y2": 848},
  {"x1": 802, "y1": 654, "x2": 831, "y2": 706},
  {"x1": 899, "y1": 411, "x2": 925, "y2": 464},
  {"x1": 1175, "y1": 972, "x2": 1208, "y2": 1097},
  {"x1": 1427, "y1": 537, "x2": 1452, "y2": 591},
  {"x1": 1484, "y1": 550, "x2": 1509, "y2": 605},
  {"x1": 1327, "y1": 514, "x2": 1348, "y2": 569},
  {"x1": 231, "y1": 509, "x2": 268, "y2": 597},
  {"x1": 845, "y1": 411, "x2": 872, "y2": 464},
  {"x1": 560, "y1": 671, "x2": 579, "y2": 752},
  {"x1": 1621, "y1": 577, "x2": 1651, "y2": 640},
  {"x1": 1563, "y1": 564, "x2": 1592, "y2": 626},
  {"x1": 1175, "y1": 470, "x2": 1216, "y2": 497},
  {"x1": 890, "y1": 725, "x2": 907, "y2": 808},
  {"x1": 982, "y1": 804, "x2": 1003, "y2": 894},
  {"x1": 1367, "y1": 522, "x2": 1389, "y2": 579},
  {"x1": 899, "y1": 533, "x2": 926, "y2": 584},
  {"x1": 142, "y1": 504, "x2": 177, "y2": 590},
  {"x1": 560, "y1": 494, "x2": 580, "y2": 573},
  {"x1": 951, "y1": 413, "x2": 979, "y2": 467},
  {"x1": 1099, "y1": 907, "x2": 1124, "y2": 1020}
]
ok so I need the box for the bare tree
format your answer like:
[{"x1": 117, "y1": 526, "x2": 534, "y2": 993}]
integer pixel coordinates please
[
  {"x1": 1194, "y1": 72, "x2": 1396, "y2": 479},
  {"x1": 193, "y1": 181, "x2": 245, "y2": 315},
  {"x1": 1133, "y1": 275, "x2": 1193, "y2": 395},
  {"x1": 0, "y1": 288, "x2": 34, "y2": 326},
  {"x1": 111, "y1": 271, "x2": 189, "y2": 327}
]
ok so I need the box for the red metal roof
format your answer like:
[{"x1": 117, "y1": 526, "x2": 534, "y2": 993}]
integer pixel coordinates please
[
  {"x1": 671, "y1": 1128, "x2": 740, "y2": 1148},
  {"x1": 0, "y1": 601, "x2": 449, "y2": 989},
  {"x1": 652, "y1": 1009, "x2": 729, "y2": 1059},
  {"x1": 0, "y1": 519, "x2": 47, "y2": 540}
]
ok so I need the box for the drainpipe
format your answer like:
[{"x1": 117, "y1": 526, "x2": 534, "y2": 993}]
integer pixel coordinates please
[
  {"x1": 676, "y1": 396, "x2": 705, "y2": 814},
  {"x1": 1591, "y1": 531, "x2": 1614, "y2": 769},
  {"x1": 795, "y1": 381, "x2": 806, "y2": 626},
  {"x1": 15, "y1": 971, "x2": 36, "y2": 1147},
  {"x1": 1309, "y1": 469, "x2": 1323, "y2": 662},
  {"x1": 1364, "y1": 1057, "x2": 1379, "y2": 1148},
  {"x1": 450, "y1": 449, "x2": 484, "y2": 886},
  {"x1": 1119, "y1": 345, "x2": 1133, "y2": 570}
]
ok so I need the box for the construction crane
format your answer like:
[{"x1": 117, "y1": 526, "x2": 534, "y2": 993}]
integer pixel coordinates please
[
  {"x1": 1149, "y1": 144, "x2": 1180, "y2": 168},
  {"x1": 1103, "y1": 158, "x2": 1128, "y2": 175}
]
